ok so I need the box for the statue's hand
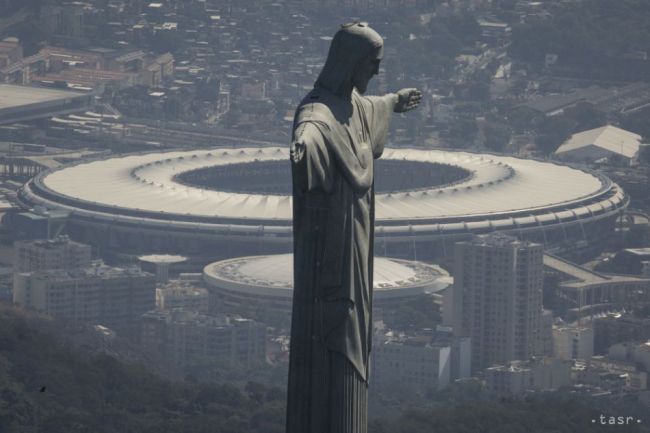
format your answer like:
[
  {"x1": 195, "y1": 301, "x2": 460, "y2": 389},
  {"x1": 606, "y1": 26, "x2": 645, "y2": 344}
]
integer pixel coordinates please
[{"x1": 394, "y1": 88, "x2": 422, "y2": 113}]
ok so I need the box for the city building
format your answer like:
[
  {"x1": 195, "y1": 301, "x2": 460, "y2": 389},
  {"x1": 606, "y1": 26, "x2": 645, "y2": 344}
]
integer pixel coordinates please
[
  {"x1": 477, "y1": 18, "x2": 511, "y2": 42},
  {"x1": 555, "y1": 125, "x2": 642, "y2": 166},
  {"x1": 544, "y1": 254, "x2": 650, "y2": 319},
  {"x1": 485, "y1": 357, "x2": 572, "y2": 398},
  {"x1": 0, "y1": 38, "x2": 23, "y2": 68},
  {"x1": 553, "y1": 323, "x2": 594, "y2": 360},
  {"x1": 612, "y1": 248, "x2": 650, "y2": 274},
  {"x1": 371, "y1": 333, "x2": 451, "y2": 394},
  {"x1": 156, "y1": 281, "x2": 209, "y2": 313},
  {"x1": 520, "y1": 83, "x2": 650, "y2": 118},
  {"x1": 608, "y1": 341, "x2": 650, "y2": 372},
  {"x1": 141, "y1": 309, "x2": 266, "y2": 368},
  {"x1": 13, "y1": 236, "x2": 91, "y2": 273},
  {"x1": 435, "y1": 325, "x2": 472, "y2": 381},
  {"x1": 142, "y1": 53, "x2": 174, "y2": 87},
  {"x1": 13, "y1": 262, "x2": 155, "y2": 335},
  {"x1": 2, "y1": 44, "x2": 171, "y2": 91},
  {"x1": 451, "y1": 234, "x2": 545, "y2": 372},
  {"x1": 6, "y1": 209, "x2": 72, "y2": 240},
  {"x1": 594, "y1": 312, "x2": 650, "y2": 354},
  {"x1": 40, "y1": 3, "x2": 85, "y2": 38},
  {"x1": 574, "y1": 356, "x2": 647, "y2": 392},
  {"x1": 540, "y1": 310, "x2": 555, "y2": 356}
]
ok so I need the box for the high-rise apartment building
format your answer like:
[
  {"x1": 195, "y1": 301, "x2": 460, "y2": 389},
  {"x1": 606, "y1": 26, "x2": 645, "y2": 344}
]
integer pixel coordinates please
[{"x1": 451, "y1": 234, "x2": 544, "y2": 372}]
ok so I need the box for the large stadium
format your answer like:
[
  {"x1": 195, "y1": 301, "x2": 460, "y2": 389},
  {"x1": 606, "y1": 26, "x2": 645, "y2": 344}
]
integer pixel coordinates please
[{"x1": 18, "y1": 146, "x2": 628, "y2": 264}]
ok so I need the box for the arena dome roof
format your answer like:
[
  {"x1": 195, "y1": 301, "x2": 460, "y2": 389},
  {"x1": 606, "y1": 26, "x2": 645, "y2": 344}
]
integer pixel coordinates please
[{"x1": 203, "y1": 254, "x2": 451, "y2": 302}]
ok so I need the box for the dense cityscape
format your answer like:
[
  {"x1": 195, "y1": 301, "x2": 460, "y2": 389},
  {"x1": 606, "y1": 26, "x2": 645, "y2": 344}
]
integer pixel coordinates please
[{"x1": 2, "y1": 0, "x2": 650, "y2": 432}]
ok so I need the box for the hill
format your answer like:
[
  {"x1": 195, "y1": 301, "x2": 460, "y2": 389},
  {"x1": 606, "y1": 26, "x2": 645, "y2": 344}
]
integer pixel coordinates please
[{"x1": 0, "y1": 304, "x2": 284, "y2": 433}]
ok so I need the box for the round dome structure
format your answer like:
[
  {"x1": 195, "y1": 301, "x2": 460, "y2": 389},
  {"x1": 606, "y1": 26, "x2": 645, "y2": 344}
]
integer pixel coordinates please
[{"x1": 203, "y1": 254, "x2": 452, "y2": 313}]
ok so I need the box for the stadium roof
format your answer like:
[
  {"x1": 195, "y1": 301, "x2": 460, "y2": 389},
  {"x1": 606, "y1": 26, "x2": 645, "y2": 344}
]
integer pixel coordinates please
[
  {"x1": 555, "y1": 125, "x2": 641, "y2": 159},
  {"x1": 0, "y1": 84, "x2": 93, "y2": 124},
  {"x1": 35, "y1": 147, "x2": 608, "y2": 222},
  {"x1": 0, "y1": 84, "x2": 88, "y2": 110}
]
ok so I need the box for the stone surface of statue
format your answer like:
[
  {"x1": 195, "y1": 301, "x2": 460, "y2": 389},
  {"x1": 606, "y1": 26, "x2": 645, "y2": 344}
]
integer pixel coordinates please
[{"x1": 286, "y1": 22, "x2": 421, "y2": 433}]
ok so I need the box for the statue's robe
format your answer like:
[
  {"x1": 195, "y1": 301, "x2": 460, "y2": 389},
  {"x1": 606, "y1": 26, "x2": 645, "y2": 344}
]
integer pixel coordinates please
[{"x1": 287, "y1": 86, "x2": 393, "y2": 433}]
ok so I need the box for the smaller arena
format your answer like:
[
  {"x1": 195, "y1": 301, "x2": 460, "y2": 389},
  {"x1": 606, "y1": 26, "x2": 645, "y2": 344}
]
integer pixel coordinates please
[{"x1": 203, "y1": 254, "x2": 452, "y2": 314}]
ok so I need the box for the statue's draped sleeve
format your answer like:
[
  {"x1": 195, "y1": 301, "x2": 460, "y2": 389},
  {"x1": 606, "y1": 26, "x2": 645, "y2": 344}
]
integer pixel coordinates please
[
  {"x1": 364, "y1": 94, "x2": 394, "y2": 159},
  {"x1": 290, "y1": 122, "x2": 334, "y2": 194}
]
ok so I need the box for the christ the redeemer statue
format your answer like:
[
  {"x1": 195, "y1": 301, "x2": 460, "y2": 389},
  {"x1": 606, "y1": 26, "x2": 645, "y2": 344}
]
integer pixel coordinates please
[{"x1": 286, "y1": 22, "x2": 421, "y2": 433}]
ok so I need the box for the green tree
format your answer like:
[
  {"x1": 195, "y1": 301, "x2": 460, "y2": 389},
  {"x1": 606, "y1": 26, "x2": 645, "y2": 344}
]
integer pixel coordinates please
[
  {"x1": 564, "y1": 103, "x2": 606, "y2": 132},
  {"x1": 448, "y1": 117, "x2": 478, "y2": 148},
  {"x1": 639, "y1": 144, "x2": 650, "y2": 165},
  {"x1": 535, "y1": 116, "x2": 575, "y2": 155},
  {"x1": 484, "y1": 123, "x2": 512, "y2": 153}
]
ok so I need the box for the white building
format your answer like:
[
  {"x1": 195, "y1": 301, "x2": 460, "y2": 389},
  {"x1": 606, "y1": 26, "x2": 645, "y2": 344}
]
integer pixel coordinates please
[
  {"x1": 141, "y1": 310, "x2": 266, "y2": 368},
  {"x1": 575, "y1": 356, "x2": 647, "y2": 392},
  {"x1": 540, "y1": 310, "x2": 555, "y2": 356},
  {"x1": 485, "y1": 357, "x2": 572, "y2": 397},
  {"x1": 13, "y1": 262, "x2": 155, "y2": 335},
  {"x1": 372, "y1": 333, "x2": 451, "y2": 394},
  {"x1": 156, "y1": 281, "x2": 209, "y2": 313},
  {"x1": 485, "y1": 363, "x2": 532, "y2": 397},
  {"x1": 452, "y1": 234, "x2": 544, "y2": 372},
  {"x1": 555, "y1": 125, "x2": 642, "y2": 165},
  {"x1": 553, "y1": 324, "x2": 594, "y2": 360},
  {"x1": 435, "y1": 325, "x2": 472, "y2": 380},
  {"x1": 608, "y1": 341, "x2": 650, "y2": 372},
  {"x1": 14, "y1": 236, "x2": 91, "y2": 273}
]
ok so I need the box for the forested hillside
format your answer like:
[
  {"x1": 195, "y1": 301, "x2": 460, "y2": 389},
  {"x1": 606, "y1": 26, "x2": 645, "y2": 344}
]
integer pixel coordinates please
[
  {"x1": 0, "y1": 305, "x2": 284, "y2": 433},
  {"x1": 510, "y1": 0, "x2": 650, "y2": 79}
]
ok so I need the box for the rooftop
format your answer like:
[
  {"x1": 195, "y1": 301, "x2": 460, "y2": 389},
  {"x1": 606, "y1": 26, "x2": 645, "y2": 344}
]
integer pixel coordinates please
[
  {"x1": 143, "y1": 309, "x2": 255, "y2": 328},
  {"x1": 139, "y1": 254, "x2": 187, "y2": 264},
  {"x1": 555, "y1": 125, "x2": 641, "y2": 159},
  {"x1": 544, "y1": 253, "x2": 650, "y2": 289},
  {"x1": 0, "y1": 84, "x2": 89, "y2": 111}
]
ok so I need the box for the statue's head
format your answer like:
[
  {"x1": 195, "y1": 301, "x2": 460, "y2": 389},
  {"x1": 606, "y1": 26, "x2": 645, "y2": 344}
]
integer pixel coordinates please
[{"x1": 315, "y1": 22, "x2": 383, "y2": 96}]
